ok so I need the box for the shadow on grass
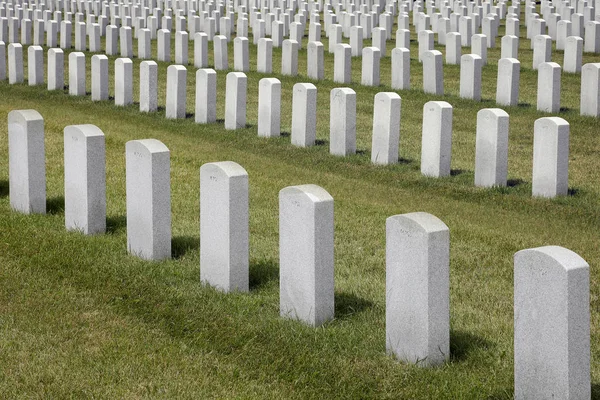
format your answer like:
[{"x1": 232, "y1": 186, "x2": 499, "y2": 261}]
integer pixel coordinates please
[
  {"x1": 334, "y1": 292, "x2": 373, "y2": 319},
  {"x1": 450, "y1": 330, "x2": 492, "y2": 361},
  {"x1": 517, "y1": 102, "x2": 531, "y2": 108},
  {"x1": 315, "y1": 139, "x2": 328, "y2": 146},
  {"x1": 280, "y1": 131, "x2": 290, "y2": 137},
  {"x1": 568, "y1": 187, "x2": 579, "y2": 196},
  {"x1": 450, "y1": 169, "x2": 466, "y2": 176},
  {"x1": 507, "y1": 178, "x2": 525, "y2": 187},
  {"x1": 0, "y1": 180, "x2": 8, "y2": 197},
  {"x1": 172, "y1": 235, "x2": 199, "y2": 259},
  {"x1": 592, "y1": 383, "x2": 600, "y2": 397},
  {"x1": 249, "y1": 258, "x2": 279, "y2": 290},
  {"x1": 46, "y1": 196, "x2": 64, "y2": 214},
  {"x1": 106, "y1": 215, "x2": 127, "y2": 234},
  {"x1": 399, "y1": 157, "x2": 412, "y2": 164}
]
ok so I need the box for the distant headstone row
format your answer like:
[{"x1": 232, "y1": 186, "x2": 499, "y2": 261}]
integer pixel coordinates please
[
  {"x1": 2, "y1": 47, "x2": 577, "y2": 197},
  {"x1": 6, "y1": 107, "x2": 592, "y2": 398}
]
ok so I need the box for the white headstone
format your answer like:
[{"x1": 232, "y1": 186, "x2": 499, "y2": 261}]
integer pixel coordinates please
[
  {"x1": 459, "y1": 54, "x2": 482, "y2": 100},
  {"x1": 7, "y1": 43, "x2": 23, "y2": 84},
  {"x1": 361, "y1": 47, "x2": 380, "y2": 86},
  {"x1": 564, "y1": 36, "x2": 583, "y2": 73},
  {"x1": 115, "y1": 58, "x2": 133, "y2": 106},
  {"x1": 195, "y1": 68, "x2": 217, "y2": 124},
  {"x1": 501, "y1": 35, "x2": 519, "y2": 59},
  {"x1": 120, "y1": 26, "x2": 133, "y2": 57},
  {"x1": 233, "y1": 36, "x2": 249, "y2": 72},
  {"x1": 445, "y1": 31, "x2": 461, "y2": 64},
  {"x1": 281, "y1": 39, "x2": 299, "y2": 76},
  {"x1": 330, "y1": 87, "x2": 356, "y2": 156},
  {"x1": 475, "y1": 108, "x2": 509, "y2": 187},
  {"x1": 257, "y1": 37, "x2": 273, "y2": 73},
  {"x1": 496, "y1": 58, "x2": 520, "y2": 106},
  {"x1": 422, "y1": 50, "x2": 444, "y2": 95},
  {"x1": 533, "y1": 34, "x2": 552, "y2": 70},
  {"x1": 391, "y1": 47, "x2": 410, "y2": 90},
  {"x1": 307, "y1": 40, "x2": 324, "y2": 80},
  {"x1": 372, "y1": 92, "x2": 401, "y2": 165},
  {"x1": 581, "y1": 63, "x2": 600, "y2": 116},
  {"x1": 421, "y1": 101, "x2": 453, "y2": 177},
  {"x1": 537, "y1": 62, "x2": 561, "y2": 113},
  {"x1": 68, "y1": 52, "x2": 85, "y2": 96},
  {"x1": 258, "y1": 77, "x2": 281, "y2": 137},
  {"x1": 91, "y1": 54, "x2": 108, "y2": 101},
  {"x1": 47, "y1": 48, "x2": 64, "y2": 91},
  {"x1": 225, "y1": 72, "x2": 247, "y2": 130},
  {"x1": 532, "y1": 117, "x2": 569, "y2": 198},
  {"x1": 157, "y1": 29, "x2": 171, "y2": 62},
  {"x1": 214, "y1": 35, "x2": 229, "y2": 70},
  {"x1": 27, "y1": 45, "x2": 43, "y2": 86},
  {"x1": 140, "y1": 60, "x2": 158, "y2": 112},
  {"x1": 194, "y1": 32, "x2": 209, "y2": 68},
  {"x1": 291, "y1": 83, "x2": 317, "y2": 147}
]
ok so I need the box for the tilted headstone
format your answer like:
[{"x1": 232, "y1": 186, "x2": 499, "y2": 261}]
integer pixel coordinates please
[
  {"x1": 496, "y1": 58, "x2": 520, "y2": 106},
  {"x1": 330, "y1": 87, "x2": 356, "y2": 156},
  {"x1": 581, "y1": 63, "x2": 600, "y2": 116},
  {"x1": 258, "y1": 77, "x2": 281, "y2": 138},
  {"x1": 421, "y1": 101, "x2": 453, "y2": 177},
  {"x1": 372, "y1": 92, "x2": 401, "y2": 165},
  {"x1": 115, "y1": 58, "x2": 133, "y2": 106},
  {"x1": 386, "y1": 212, "x2": 449, "y2": 367},
  {"x1": 514, "y1": 246, "x2": 590, "y2": 399},
  {"x1": 475, "y1": 108, "x2": 509, "y2": 187},
  {"x1": 224, "y1": 72, "x2": 247, "y2": 130},
  {"x1": 200, "y1": 161, "x2": 249, "y2": 293},
  {"x1": 68, "y1": 52, "x2": 85, "y2": 96},
  {"x1": 165, "y1": 65, "x2": 187, "y2": 119},
  {"x1": 140, "y1": 61, "x2": 158, "y2": 113},
  {"x1": 279, "y1": 184, "x2": 334, "y2": 327},
  {"x1": 532, "y1": 117, "x2": 569, "y2": 198},
  {"x1": 8, "y1": 110, "x2": 45, "y2": 214},
  {"x1": 126, "y1": 139, "x2": 171, "y2": 260},
  {"x1": 291, "y1": 83, "x2": 317, "y2": 147},
  {"x1": 64, "y1": 124, "x2": 106, "y2": 234},
  {"x1": 537, "y1": 62, "x2": 561, "y2": 113}
]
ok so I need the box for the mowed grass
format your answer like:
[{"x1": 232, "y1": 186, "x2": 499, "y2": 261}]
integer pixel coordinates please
[{"x1": 0, "y1": 15, "x2": 599, "y2": 399}]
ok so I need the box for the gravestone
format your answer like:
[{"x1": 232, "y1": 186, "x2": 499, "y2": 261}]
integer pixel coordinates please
[
  {"x1": 200, "y1": 161, "x2": 249, "y2": 292},
  {"x1": 194, "y1": 32, "x2": 209, "y2": 68},
  {"x1": 282, "y1": 39, "x2": 299, "y2": 76},
  {"x1": 91, "y1": 54, "x2": 108, "y2": 101},
  {"x1": 460, "y1": 54, "x2": 482, "y2": 100},
  {"x1": 27, "y1": 45, "x2": 43, "y2": 86},
  {"x1": 257, "y1": 37, "x2": 273, "y2": 73},
  {"x1": 195, "y1": 68, "x2": 217, "y2": 123},
  {"x1": 291, "y1": 83, "x2": 317, "y2": 147},
  {"x1": 140, "y1": 61, "x2": 158, "y2": 112},
  {"x1": 533, "y1": 35, "x2": 552, "y2": 70},
  {"x1": 421, "y1": 101, "x2": 453, "y2": 177},
  {"x1": 514, "y1": 246, "x2": 590, "y2": 399},
  {"x1": 501, "y1": 35, "x2": 519, "y2": 59},
  {"x1": 138, "y1": 28, "x2": 151, "y2": 59},
  {"x1": 224, "y1": 72, "x2": 247, "y2": 130},
  {"x1": 68, "y1": 52, "x2": 85, "y2": 96},
  {"x1": 7, "y1": 43, "x2": 23, "y2": 84},
  {"x1": 564, "y1": 36, "x2": 583, "y2": 73},
  {"x1": 371, "y1": 92, "x2": 401, "y2": 165},
  {"x1": 258, "y1": 78, "x2": 281, "y2": 137},
  {"x1": 104, "y1": 24, "x2": 116, "y2": 55},
  {"x1": 166, "y1": 65, "x2": 187, "y2": 119},
  {"x1": 496, "y1": 58, "x2": 520, "y2": 106},
  {"x1": 581, "y1": 63, "x2": 600, "y2": 116},
  {"x1": 175, "y1": 31, "x2": 189, "y2": 65},
  {"x1": 307, "y1": 41, "x2": 324, "y2": 80},
  {"x1": 214, "y1": 35, "x2": 229, "y2": 70},
  {"x1": 445, "y1": 32, "x2": 461, "y2": 64},
  {"x1": 8, "y1": 109, "x2": 45, "y2": 214},
  {"x1": 48, "y1": 48, "x2": 64, "y2": 91},
  {"x1": 422, "y1": 50, "x2": 443, "y2": 95},
  {"x1": 475, "y1": 109, "x2": 509, "y2": 187},
  {"x1": 334, "y1": 43, "x2": 352, "y2": 83},
  {"x1": 64, "y1": 124, "x2": 106, "y2": 234},
  {"x1": 126, "y1": 139, "x2": 171, "y2": 260},
  {"x1": 361, "y1": 47, "x2": 380, "y2": 86},
  {"x1": 532, "y1": 117, "x2": 569, "y2": 198},
  {"x1": 330, "y1": 87, "x2": 356, "y2": 156},
  {"x1": 279, "y1": 184, "x2": 334, "y2": 327},
  {"x1": 537, "y1": 62, "x2": 561, "y2": 113},
  {"x1": 157, "y1": 29, "x2": 171, "y2": 62},
  {"x1": 386, "y1": 212, "x2": 449, "y2": 367},
  {"x1": 391, "y1": 47, "x2": 410, "y2": 90},
  {"x1": 115, "y1": 58, "x2": 133, "y2": 106},
  {"x1": 233, "y1": 37, "x2": 249, "y2": 72}
]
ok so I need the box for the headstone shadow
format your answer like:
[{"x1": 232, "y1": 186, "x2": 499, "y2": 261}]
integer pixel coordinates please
[
  {"x1": 507, "y1": 178, "x2": 524, "y2": 187},
  {"x1": 46, "y1": 196, "x2": 64, "y2": 214},
  {"x1": 449, "y1": 329, "x2": 493, "y2": 361},
  {"x1": 171, "y1": 235, "x2": 199, "y2": 259},
  {"x1": 249, "y1": 258, "x2": 279, "y2": 290},
  {"x1": 106, "y1": 215, "x2": 127, "y2": 234},
  {"x1": 0, "y1": 180, "x2": 8, "y2": 197},
  {"x1": 334, "y1": 292, "x2": 373, "y2": 319},
  {"x1": 450, "y1": 169, "x2": 465, "y2": 176}
]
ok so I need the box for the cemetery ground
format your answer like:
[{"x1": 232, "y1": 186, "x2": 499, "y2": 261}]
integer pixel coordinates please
[{"x1": 1, "y1": 29, "x2": 600, "y2": 398}]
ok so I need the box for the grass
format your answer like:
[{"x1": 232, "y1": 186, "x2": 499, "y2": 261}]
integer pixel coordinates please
[{"x1": 0, "y1": 11, "x2": 599, "y2": 399}]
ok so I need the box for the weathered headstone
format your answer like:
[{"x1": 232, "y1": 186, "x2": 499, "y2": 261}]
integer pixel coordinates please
[
  {"x1": 279, "y1": 184, "x2": 334, "y2": 327},
  {"x1": 126, "y1": 139, "x2": 171, "y2": 260},
  {"x1": 475, "y1": 108, "x2": 509, "y2": 187},
  {"x1": 64, "y1": 124, "x2": 106, "y2": 234},
  {"x1": 532, "y1": 117, "x2": 569, "y2": 198},
  {"x1": 386, "y1": 212, "x2": 449, "y2": 367},
  {"x1": 372, "y1": 92, "x2": 401, "y2": 165},
  {"x1": 421, "y1": 101, "x2": 453, "y2": 177},
  {"x1": 200, "y1": 161, "x2": 249, "y2": 293}
]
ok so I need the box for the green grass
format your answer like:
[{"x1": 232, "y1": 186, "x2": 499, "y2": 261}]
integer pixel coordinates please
[{"x1": 0, "y1": 12, "x2": 599, "y2": 399}]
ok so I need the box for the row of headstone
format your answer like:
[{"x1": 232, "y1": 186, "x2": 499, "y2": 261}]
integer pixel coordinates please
[{"x1": 5, "y1": 109, "x2": 591, "y2": 396}]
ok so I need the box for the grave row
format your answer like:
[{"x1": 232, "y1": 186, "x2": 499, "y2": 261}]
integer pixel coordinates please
[
  {"x1": 2, "y1": 45, "x2": 576, "y2": 196},
  {"x1": 6, "y1": 107, "x2": 592, "y2": 398}
]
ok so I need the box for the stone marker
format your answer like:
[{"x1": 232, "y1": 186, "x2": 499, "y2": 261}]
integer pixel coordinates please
[
  {"x1": 475, "y1": 109, "x2": 509, "y2": 187},
  {"x1": 584, "y1": 20, "x2": 600, "y2": 52},
  {"x1": 200, "y1": 161, "x2": 249, "y2": 292},
  {"x1": 372, "y1": 92, "x2": 401, "y2": 165},
  {"x1": 126, "y1": 139, "x2": 171, "y2": 260},
  {"x1": 196, "y1": 68, "x2": 217, "y2": 124},
  {"x1": 471, "y1": 34, "x2": 488, "y2": 64},
  {"x1": 279, "y1": 184, "x2": 334, "y2": 327},
  {"x1": 64, "y1": 124, "x2": 106, "y2": 234},
  {"x1": 307, "y1": 41, "x2": 324, "y2": 80},
  {"x1": 501, "y1": 35, "x2": 519, "y2": 59},
  {"x1": 533, "y1": 35, "x2": 552, "y2": 70},
  {"x1": 350, "y1": 25, "x2": 364, "y2": 56},
  {"x1": 422, "y1": 50, "x2": 443, "y2": 95},
  {"x1": 115, "y1": 58, "x2": 133, "y2": 106},
  {"x1": 194, "y1": 32, "x2": 209, "y2": 68},
  {"x1": 460, "y1": 54, "x2": 482, "y2": 100},
  {"x1": 391, "y1": 47, "x2": 410, "y2": 90},
  {"x1": 7, "y1": 43, "x2": 23, "y2": 84},
  {"x1": 0, "y1": 42, "x2": 5, "y2": 81},
  {"x1": 445, "y1": 32, "x2": 461, "y2": 64},
  {"x1": 257, "y1": 38, "x2": 273, "y2": 73},
  {"x1": 292, "y1": 83, "x2": 317, "y2": 147},
  {"x1": 581, "y1": 63, "x2": 600, "y2": 116},
  {"x1": 157, "y1": 29, "x2": 171, "y2": 62},
  {"x1": 258, "y1": 78, "x2": 281, "y2": 137},
  {"x1": 91, "y1": 54, "x2": 108, "y2": 101},
  {"x1": 47, "y1": 48, "x2": 64, "y2": 91},
  {"x1": 89, "y1": 23, "x2": 101, "y2": 52},
  {"x1": 386, "y1": 212, "x2": 449, "y2": 367},
  {"x1": 104, "y1": 24, "x2": 116, "y2": 55},
  {"x1": 138, "y1": 28, "x2": 151, "y2": 59},
  {"x1": 282, "y1": 39, "x2": 299, "y2": 76},
  {"x1": 175, "y1": 31, "x2": 189, "y2": 65},
  {"x1": 74, "y1": 21, "x2": 86, "y2": 50},
  {"x1": 8, "y1": 110, "x2": 45, "y2": 214},
  {"x1": 69, "y1": 52, "x2": 85, "y2": 96},
  {"x1": 140, "y1": 61, "x2": 158, "y2": 112},
  {"x1": 532, "y1": 117, "x2": 569, "y2": 198},
  {"x1": 537, "y1": 62, "x2": 561, "y2": 113},
  {"x1": 214, "y1": 35, "x2": 228, "y2": 70},
  {"x1": 514, "y1": 246, "x2": 590, "y2": 399},
  {"x1": 361, "y1": 47, "x2": 380, "y2": 86},
  {"x1": 334, "y1": 43, "x2": 352, "y2": 83},
  {"x1": 225, "y1": 72, "x2": 247, "y2": 130},
  {"x1": 233, "y1": 37, "x2": 249, "y2": 72},
  {"x1": 564, "y1": 36, "x2": 583, "y2": 74},
  {"x1": 166, "y1": 65, "x2": 187, "y2": 119},
  {"x1": 421, "y1": 101, "x2": 453, "y2": 177},
  {"x1": 27, "y1": 45, "x2": 43, "y2": 86},
  {"x1": 496, "y1": 58, "x2": 520, "y2": 106},
  {"x1": 120, "y1": 26, "x2": 133, "y2": 57},
  {"x1": 330, "y1": 87, "x2": 356, "y2": 156}
]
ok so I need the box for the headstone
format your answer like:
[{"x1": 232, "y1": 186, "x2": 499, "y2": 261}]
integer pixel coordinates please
[
  {"x1": 291, "y1": 83, "x2": 317, "y2": 147},
  {"x1": 584, "y1": 20, "x2": 600, "y2": 52},
  {"x1": 361, "y1": 47, "x2": 380, "y2": 86},
  {"x1": 120, "y1": 26, "x2": 133, "y2": 57},
  {"x1": 307, "y1": 41, "x2": 324, "y2": 80},
  {"x1": 7, "y1": 43, "x2": 23, "y2": 84},
  {"x1": 8, "y1": 109, "x2": 45, "y2": 214},
  {"x1": 89, "y1": 23, "x2": 101, "y2": 52},
  {"x1": 104, "y1": 24, "x2": 116, "y2": 55},
  {"x1": 445, "y1": 32, "x2": 461, "y2": 64},
  {"x1": 372, "y1": 27, "x2": 387, "y2": 57},
  {"x1": 329, "y1": 24, "x2": 342, "y2": 53},
  {"x1": 421, "y1": 101, "x2": 453, "y2": 177},
  {"x1": 371, "y1": 92, "x2": 401, "y2": 165},
  {"x1": 200, "y1": 161, "x2": 249, "y2": 292},
  {"x1": 391, "y1": 47, "x2": 410, "y2": 90},
  {"x1": 281, "y1": 39, "x2": 299, "y2": 76},
  {"x1": 64, "y1": 124, "x2": 106, "y2": 234},
  {"x1": 68, "y1": 52, "x2": 85, "y2": 96},
  {"x1": 422, "y1": 50, "x2": 443, "y2": 95},
  {"x1": 556, "y1": 20, "x2": 572, "y2": 50},
  {"x1": 233, "y1": 37, "x2": 249, "y2": 72},
  {"x1": 501, "y1": 35, "x2": 519, "y2": 59},
  {"x1": 532, "y1": 117, "x2": 569, "y2": 197},
  {"x1": 27, "y1": 45, "x2": 43, "y2": 86},
  {"x1": 396, "y1": 28, "x2": 410, "y2": 49},
  {"x1": 258, "y1": 77, "x2": 281, "y2": 137},
  {"x1": 537, "y1": 62, "x2": 562, "y2": 113},
  {"x1": 533, "y1": 35, "x2": 552, "y2": 70},
  {"x1": 91, "y1": 54, "x2": 108, "y2": 100},
  {"x1": 140, "y1": 60, "x2": 158, "y2": 112},
  {"x1": 75, "y1": 21, "x2": 86, "y2": 50},
  {"x1": 224, "y1": 72, "x2": 247, "y2": 130},
  {"x1": 334, "y1": 43, "x2": 352, "y2": 83},
  {"x1": 350, "y1": 25, "x2": 364, "y2": 56},
  {"x1": 418, "y1": 29, "x2": 434, "y2": 61},
  {"x1": 47, "y1": 48, "x2": 64, "y2": 91},
  {"x1": 496, "y1": 58, "x2": 520, "y2": 106},
  {"x1": 460, "y1": 54, "x2": 482, "y2": 100},
  {"x1": 514, "y1": 246, "x2": 590, "y2": 399},
  {"x1": 386, "y1": 212, "x2": 449, "y2": 367},
  {"x1": 195, "y1": 68, "x2": 217, "y2": 124},
  {"x1": 138, "y1": 28, "x2": 151, "y2": 58},
  {"x1": 115, "y1": 58, "x2": 133, "y2": 106},
  {"x1": 471, "y1": 33, "x2": 488, "y2": 64},
  {"x1": 166, "y1": 65, "x2": 187, "y2": 119},
  {"x1": 257, "y1": 37, "x2": 273, "y2": 73},
  {"x1": 175, "y1": 31, "x2": 189, "y2": 65},
  {"x1": 157, "y1": 29, "x2": 171, "y2": 62},
  {"x1": 279, "y1": 184, "x2": 334, "y2": 327},
  {"x1": 565, "y1": 36, "x2": 583, "y2": 73},
  {"x1": 330, "y1": 87, "x2": 356, "y2": 156},
  {"x1": 194, "y1": 32, "x2": 209, "y2": 68},
  {"x1": 214, "y1": 35, "x2": 228, "y2": 70},
  {"x1": 475, "y1": 108, "x2": 509, "y2": 187},
  {"x1": 126, "y1": 139, "x2": 171, "y2": 260}
]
